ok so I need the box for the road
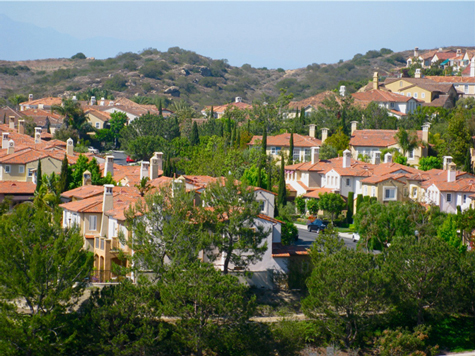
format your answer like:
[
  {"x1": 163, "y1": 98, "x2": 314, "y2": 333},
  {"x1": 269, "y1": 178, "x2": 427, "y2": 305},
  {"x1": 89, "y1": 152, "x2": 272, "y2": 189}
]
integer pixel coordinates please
[{"x1": 295, "y1": 225, "x2": 358, "y2": 250}]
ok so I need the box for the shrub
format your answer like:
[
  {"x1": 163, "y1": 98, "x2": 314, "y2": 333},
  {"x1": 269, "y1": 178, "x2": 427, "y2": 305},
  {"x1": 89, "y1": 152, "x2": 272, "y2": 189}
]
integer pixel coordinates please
[
  {"x1": 103, "y1": 75, "x2": 127, "y2": 92},
  {"x1": 71, "y1": 52, "x2": 86, "y2": 60}
]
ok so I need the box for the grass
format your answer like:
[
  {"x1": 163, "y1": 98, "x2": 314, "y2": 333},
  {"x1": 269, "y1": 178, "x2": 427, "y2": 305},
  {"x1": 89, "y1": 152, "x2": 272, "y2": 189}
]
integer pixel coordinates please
[{"x1": 336, "y1": 227, "x2": 353, "y2": 233}]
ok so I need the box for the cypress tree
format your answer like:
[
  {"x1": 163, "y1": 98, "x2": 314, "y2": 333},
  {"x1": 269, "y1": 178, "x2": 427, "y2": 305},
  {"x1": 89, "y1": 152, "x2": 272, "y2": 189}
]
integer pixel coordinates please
[
  {"x1": 257, "y1": 165, "x2": 262, "y2": 189},
  {"x1": 58, "y1": 155, "x2": 70, "y2": 193},
  {"x1": 230, "y1": 126, "x2": 235, "y2": 148},
  {"x1": 190, "y1": 121, "x2": 200, "y2": 146},
  {"x1": 247, "y1": 119, "x2": 250, "y2": 133},
  {"x1": 464, "y1": 148, "x2": 473, "y2": 174},
  {"x1": 355, "y1": 194, "x2": 363, "y2": 213},
  {"x1": 210, "y1": 106, "x2": 214, "y2": 119},
  {"x1": 45, "y1": 117, "x2": 51, "y2": 134},
  {"x1": 35, "y1": 160, "x2": 42, "y2": 193},
  {"x1": 267, "y1": 161, "x2": 272, "y2": 191},
  {"x1": 3, "y1": 113, "x2": 5, "y2": 124},
  {"x1": 346, "y1": 191, "x2": 354, "y2": 224},
  {"x1": 288, "y1": 131, "x2": 294, "y2": 166},
  {"x1": 236, "y1": 129, "x2": 241, "y2": 149},
  {"x1": 300, "y1": 108, "x2": 306, "y2": 126},
  {"x1": 261, "y1": 125, "x2": 267, "y2": 158},
  {"x1": 277, "y1": 153, "x2": 287, "y2": 208},
  {"x1": 158, "y1": 101, "x2": 163, "y2": 116}
]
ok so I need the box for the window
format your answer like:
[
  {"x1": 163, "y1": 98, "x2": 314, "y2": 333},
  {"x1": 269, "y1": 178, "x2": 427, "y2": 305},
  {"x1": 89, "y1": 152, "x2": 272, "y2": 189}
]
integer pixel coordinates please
[
  {"x1": 100, "y1": 239, "x2": 104, "y2": 250},
  {"x1": 19, "y1": 165, "x2": 24, "y2": 174},
  {"x1": 270, "y1": 147, "x2": 281, "y2": 155},
  {"x1": 28, "y1": 168, "x2": 34, "y2": 177},
  {"x1": 363, "y1": 186, "x2": 368, "y2": 196},
  {"x1": 95, "y1": 122, "x2": 100, "y2": 129},
  {"x1": 371, "y1": 186, "x2": 376, "y2": 197},
  {"x1": 384, "y1": 187, "x2": 396, "y2": 201},
  {"x1": 304, "y1": 148, "x2": 311, "y2": 162},
  {"x1": 463, "y1": 194, "x2": 468, "y2": 204},
  {"x1": 259, "y1": 201, "x2": 265, "y2": 212},
  {"x1": 408, "y1": 149, "x2": 415, "y2": 159},
  {"x1": 111, "y1": 221, "x2": 117, "y2": 237},
  {"x1": 390, "y1": 102, "x2": 395, "y2": 108},
  {"x1": 446, "y1": 193, "x2": 452, "y2": 202},
  {"x1": 412, "y1": 187, "x2": 417, "y2": 198},
  {"x1": 95, "y1": 237, "x2": 100, "y2": 249},
  {"x1": 407, "y1": 92, "x2": 411, "y2": 97},
  {"x1": 293, "y1": 148, "x2": 300, "y2": 162},
  {"x1": 421, "y1": 92, "x2": 426, "y2": 99},
  {"x1": 399, "y1": 81, "x2": 403, "y2": 87},
  {"x1": 346, "y1": 178, "x2": 351, "y2": 187},
  {"x1": 465, "y1": 85, "x2": 469, "y2": 94},
  {"x1": 414, "y1": 92, "x2": 418, "y2": 98},
  {"x1": 4, "y1": 165, "x2": 10, "y2": 174},
  {"x1": 89, "y1": 215, "x2": 97, "y2": 231}
]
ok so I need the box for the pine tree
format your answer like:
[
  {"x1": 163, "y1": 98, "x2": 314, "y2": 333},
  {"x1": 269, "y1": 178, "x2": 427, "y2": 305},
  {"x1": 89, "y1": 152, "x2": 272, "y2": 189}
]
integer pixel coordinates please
[
  {"x1": 35, "y1": 160, "x2": 42, "y2": 193},
  {"x1": 58, "y1": 155, "x2": 70, "y2": 193},
  {"x1": 288, "y1": 131, "x2": 294, "y2": 165},
  {"x1": 190, "y1": 121, "x2": 200, "y2": 146}
]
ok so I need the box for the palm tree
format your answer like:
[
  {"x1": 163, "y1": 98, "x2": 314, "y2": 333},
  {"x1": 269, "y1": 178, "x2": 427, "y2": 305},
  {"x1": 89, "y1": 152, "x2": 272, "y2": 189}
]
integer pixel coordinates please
[
  {"x1": 135, "y1": 177, "x2": 152, "y2": 197},
  {"x1": 51, "y1": 99, "x2": 91, "y2": 139},
  {"x1": 394, "y1": 128, "x2": 419, "y2": 157}
]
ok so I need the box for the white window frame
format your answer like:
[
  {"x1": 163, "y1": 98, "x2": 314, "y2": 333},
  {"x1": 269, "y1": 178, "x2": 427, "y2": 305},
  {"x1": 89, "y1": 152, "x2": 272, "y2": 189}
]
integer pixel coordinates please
[
  {"x1": 412, "y1": 187, "x2": 417, "y2": 198},
  {"x1": 19, "y1": 165, "x2": 24, "y2": 174},
  {"x1": 259, "y1": 201, "x2": 265, "y2": 213},
  {"x1": 270, "y1": 147, "x2": 281, "y2": 156},
  {"x1": 4, "y1": 165, "x2": 11, "y2": 174},
  {"x1": 363, "y1": 186, "x2": 368, "y2": 196},
  {"x1": 383, "y1": 187, "x2": 397, "y2": 201},
  {"x1": 465, "y1": 85, "x2": 469, "y2": 94},
  {"x1": 407, "y1": 92, "x2": 411, "y2": 97},
  {"x1": 28, "y1": 168, "x2": 34, "y2": 177},
  {"x1": 293, "y1": 148, "x2": 300, "y2": 162},
  {"x1": 408, "y1": 149, "x2": 415, "y2": 159},
  {"x1": 463, "y1": 194, "x2": 468, "y2": 204},
  {"x1": 89, "y1": 215, "x2": 97, "y2": 231}
]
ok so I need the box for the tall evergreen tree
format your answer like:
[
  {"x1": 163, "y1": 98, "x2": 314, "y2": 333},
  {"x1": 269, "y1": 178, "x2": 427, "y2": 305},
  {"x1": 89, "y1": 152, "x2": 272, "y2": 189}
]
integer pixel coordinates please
[
  {"x1": 277, "y1": 153, "x2": 287, "y2": 209},
  {"x1": 158, "y1": 101, "x2": 163, "y2": 116},
  {"x1": 190, "y1": 121, "x2": 200, "y2": 146},
  {"x1": 288, "y1": 131, "x2": 294, "y2": 165},
  {"x1": 210, "y1": 106, "x2": 214, "y2": 119},
  {"x1": 266, "y1": 161, "x2": 272, "y2": 191},
  {"x1": 35, "y1": 160, "x2": 42, "y2": 193},
  {"x1": 236, "y1": 129, "x2": 241, "y2": 149},
  {"x1": 262, "y1": 125, "x2": 267, "y2": 157},
  {"x1": 300, "y1": 108, "x2": 306, "y2": 126},
  {"x1": 58, "y1": 155, "x2": 70, "y2": 193},
  {"x1": 257, "y1": 165, "x2": 262, "y2": 189},
  {"x1": 464, "y1": 148, "x2": 473, "y2": 174},
  {"x1": 347, "y1": 191, "x2": 354, "y2": 224}
]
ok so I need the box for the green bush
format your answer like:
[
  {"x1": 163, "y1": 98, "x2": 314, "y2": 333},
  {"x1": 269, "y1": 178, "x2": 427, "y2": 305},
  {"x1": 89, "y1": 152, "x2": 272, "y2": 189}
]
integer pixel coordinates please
[
  {"x1": 277, "y1": 218, "x2": 298, "y2": 246},
  {"x1": 71, "y1": 52, "x2": 86, "y2": 60},
  {"x1": 103, "y1": 75, "x2": 127, "y2": 92}
]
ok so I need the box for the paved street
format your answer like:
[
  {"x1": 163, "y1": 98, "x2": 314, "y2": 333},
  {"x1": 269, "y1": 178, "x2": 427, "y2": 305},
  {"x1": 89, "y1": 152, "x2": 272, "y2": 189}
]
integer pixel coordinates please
[{"x1": 295, "y1": 224, "x2": 358, "y2": 250}]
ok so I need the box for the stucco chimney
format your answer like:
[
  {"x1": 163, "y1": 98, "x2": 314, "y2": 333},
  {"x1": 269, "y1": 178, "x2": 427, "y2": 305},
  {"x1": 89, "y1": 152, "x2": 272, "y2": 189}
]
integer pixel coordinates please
[
  {"x1": 448, "y1": 162, "x2": 456, "y2": 183},
  {"x1": 372, "y1": 151, "x2": 381, "y2": 165},
  {"x1": 150, "y1": 152, "x2": 163, "y2": 179},
  {"x1": 339, "y1": 85, "x2": 346, "y2": 97},
  {"x1": 470, "y1": 57, "x2": 475, "y2": 78},
  {"x1": 2, "y1": 132, "x2": 9, "y2": 149},
  {"x1": 321, "y1": 128, "x2": 329, "y2": 144},
  {"x1": 309, "y1": 124, "x2": 316, "y2": 138},
  {"x1": 9, "y1": 116, "x2": 15, "y2": 130},
  {"x1": 235, "y1": 97, "x2": 242, "y2": 103},
  {"x1": 28, "y1": 94, "x2": 33, "y2": 102},
  {"x1": 34, "y1": 127, "x2": 42, "y2": 144},
  {"x1": 72, "y1": 96, "x2": 77, "y2": 103},
  {"x1": 7, "y1": 139, "x2": 14, "y2": 155},
  {"x1": 384, "y1": 152, "x2": 393, "y2": 163},
  {"x1": 66, "y1": 138, "x2": 74, "y2": 156},
  {"x1": 439, "y1": 48, "x2": 443, "y2": 52},
  {"x1": 100, "y1": 97, "x2": 105, "y2": 106},
  {"x1": 415, "y1": 68, "x2": 422, "y2": 79},
  {"x1": 82, "y1": 170, "x2": 91, "y2": 186},
  {"x1": 350, "y1": 121, "x2": 358, "y2": 135},
  {"x1": 100, "y1": 184, "x2": 114, "y2": 236},
  {"x1": 343, "y1": 149, "x2": 351, "y2": 168},
  {"x1": 443, "y1": 156, "x2": 453, "y2": 170},
  {"x1": 422, "y1": 124, "x2": 430, "y2": 144},
  {"x1": 311, "y1": 147, "x2": 320, "y2": 164},
  {"x1": 373, "y1": 72, "x2": 379, "y2": 90},
  {"x1": 104, "y1": 155, "x2": 114, "y2": 177},
  {"x1": 457, "y1": 49, "x2": 461, "y2": 55},
  {"x1": 90, "y1": 96, "x2": 96, "y2": 105},
  {"x1": 414, "y1": 47, "x2": 419, "y2": 57},
  {"x1": 18, "y1": 120, "x2": 25, "y2": 135},
  {"x1": 140, "y1": 161, "x2": 150, "y2": 180}
]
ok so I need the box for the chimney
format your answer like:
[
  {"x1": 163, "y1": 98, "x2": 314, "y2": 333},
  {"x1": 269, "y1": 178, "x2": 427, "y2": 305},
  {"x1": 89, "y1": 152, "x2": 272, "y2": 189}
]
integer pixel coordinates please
[
  {"x1": 339, "y1": 85, "x2": 346, "y2": 97},
  {"x1": 150, "y1": 152, "x2": 163, "y2": 179},
  {"x1": 343, "y1": 149, "x2": 351, "y2": 168},
  {"x1": 373, "y1": 72, "x2": 379, "y2": 90},
  {"x1": 457, "y1": 49, "x2": 461, "y2": 55},
  {"x1": 235, "y1": 97, "x2": 242, "y2": 103},
  {"x1": 2, "y1": 132, "x2": 9, "y2": 149},
  {"x1": 372, "y1": 151, "x2": 381, "y2": 165},
  {"x1": 470, "y1": 57, "x2": 475, "y2": 78},
  {"x1": 414, "y1": 47, "x2": 419, "y2": 57},
  {"x1": 350, "y1": 121, "x2": 358, "y2": 135},
  {"x1": 439, "y1": 47, "x2": 443, "y2": 52},
  {"x1": 100, "y1": 184, "x2": 114, "y2": 236},
  {"x1": 443, "y1": 156, "x2": 453, "y2": 170},
  {"x1": 140, "y1": 161, "x2": 150, "y2": 180},
  {"x1": 34, "y1": 127, "x2": 42, "y2": 144},
  {"x1": 90, "y1": 96, "x2": 96, "y2": 105},
  {"x1": 7, "y1": 139, "x2": 14, "y2": 155},
  {"x1": 309, "y1": 124, "x2": 316, "y2": 138},
  {"x1": 9, "y1": 116, "x2": 15, "y2": 130},
  {"x1": 82, "y1": 170, "x2": 92, "y2": 186},
  {"x1": 415, "y1": 68, "x2": 422, "y2": 79},
  {"x1": 104, "y1": 155, "x2": 114, "y2": 177},
  {"x1": 384, "y1": 152, "x2": 393, "y2": 163},
  {"x1": 28, "y1": 94, "x2": 33, "y2": 102},
  {"x1": 422, "y1": 124, "x2": 430, "y2": 144},
  {"x1": 100, "y1": 97, "x2": 105, "y2": 106},
  {"x1": 321, "y1": 128, "x2": 329, "y2": 144},
  {"x1": 311, "y1": 147, "x2": 320, "y2": 164},
  {"x1": 18, "y1": 120, "x2": 25, "y2": 135},
  {"x1": 66, "y1": 138, "x2": 74, "y2": 156},
  {"x1": 448, "y1": 162, "x2": 456, "y2": 183}
]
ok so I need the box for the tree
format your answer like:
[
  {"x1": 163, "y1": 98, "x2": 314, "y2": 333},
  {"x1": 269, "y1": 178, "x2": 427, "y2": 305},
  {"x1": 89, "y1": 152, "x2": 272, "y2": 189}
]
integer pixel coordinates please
[
  {"x1": 58, "y1": 155, "x2": 70, "y2": 193},
  {"x1": 418, "y1": 156, "x2": 442, "y2": 171},
  {"x1": 35, "y1": 160, "x2": 42, "y2": 193},
  {"x1": 0, "y1": 204, "x2": 93, "y2": 354},
  {"x1": 437, "y1": 214, "x2": 466, "y2": 253},
  {"x1": 51, "y1": 99, "x2": 91, "y2": 140},
  {"x1": 384, "y1": 236, "x2": 461, "y2": 325},
  {"x1": 190, "y1": 121, "x2": 200, "y2": 146},
  {"x1": 319, "y1": 144, "x2": 339, "y2": 160},
  {"x1": 444, "y1": 110, "x2": 472, "y2": 167},
  {"x1": 355, "y1": 194, "x2": 363, "y2": 213},
  {"x1": 288, "y1": 131, "x2": 294, "y2": 165},
  {"x1": 277, "y1": 153, "x2": 287, "y2": 211},
  {"x1": 307, "y1": 199, "x2": 319, "y2": 216},
  {"x1": 134, "y1": 177, "x2": 152, "y2": 197},
  {"x1": 324, "y1": 128, "x2": 350, "y2": 155},
  {"x1": 346, "y1": 191, "x2": 354, "y2": 223},
  {"x1": 394, "y1": 127, "x2": 419, "y2": 157},
  {"x1": 318, "y1": 192, "x2": 346, "y2": 223},
  {"x1": 71, "y1": 52, "x2": 86, "y2": 59},
  {"x1": 295, "y1": 195, "x2": 306, "y2": 215},
  {"x1": 303, "y1": 247, "x2": 384, "y2": 348},
  {"x1": 204, "y1": 175, "x2": 269, "y2": 274}
]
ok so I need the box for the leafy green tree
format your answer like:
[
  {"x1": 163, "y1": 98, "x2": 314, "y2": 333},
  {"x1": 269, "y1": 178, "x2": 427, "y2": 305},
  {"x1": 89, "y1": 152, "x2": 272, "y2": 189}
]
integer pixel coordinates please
[
  {"x1": 384, "y1": 236, "x2": 461, "y2": 325},
  {"x1": 394, "y1": 127, "x2": 419, "y2": 157},
  {"x1": 241, "y1": 164, "x2": 267, "y2": 188},
  {"x1": 444, "y1": 110, "x2": 472, "y2": 167},
  {"x1": 204, "y1": 175, "x2": 269, "y2": 274},
  {"x1": 374, "y1": 326, "x2": 438, "y2": 356},
  {"x1": 437, "y1": 214, "x2": 466, "y2": 253},
  {"x1": 418, "y1": 156, "x2": 442, "y2": 171},
  {"x1": 51, "y1": 99, "x2": 91, "y2": 140},
  {"x1": 307, "y1": 199, "x2": 319, "y2": 216},
  {"x1": 0, "y1": 203, "x2": 93, "y2": 355},
  {"x1": 71, "y1": 52, "x2": 86, "y2": 59},
  {"x1": 324, "y1": 128, "x2": 350, "y2": 155},
  {"x1": 159, "y1": 263, "x2": 256, "y2": 356},
  {"x1": 319, "y1": 144, "x2": 339, "y2": 160},
  {"x1": 295, "y1": 195, "x2": 306, "y2": 215},
  {"x1": 318, "y1": 192, "x2": 346, "y2": 223},
  {"x1": 303, "y1": 247, "x2": 384, "y2": 348},
  {"x1": 308, "y1": 223, "x2": 345, "y2": 264},
  {"x1": 7, "y1": 94, "x2": 27, "y2": 110},
  {"x1": 190, "y1": 121, "x2": 200, "y2": 146}
]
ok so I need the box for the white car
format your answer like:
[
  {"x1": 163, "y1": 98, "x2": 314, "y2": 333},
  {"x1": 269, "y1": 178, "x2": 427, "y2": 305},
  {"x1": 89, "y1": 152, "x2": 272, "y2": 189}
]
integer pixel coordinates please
[
  {"x1": 88, "y1": 147, "x2": 99, "y2": 154},
  {"x1": 352, "y1": 232, "x2": 360, "y2": 242}
]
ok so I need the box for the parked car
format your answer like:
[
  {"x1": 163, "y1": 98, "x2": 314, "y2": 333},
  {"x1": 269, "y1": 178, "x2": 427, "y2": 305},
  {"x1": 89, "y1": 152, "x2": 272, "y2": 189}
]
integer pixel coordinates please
[
  {"x1": 307, "y1": 219, "x2": 327, "y2": 232},
  {"x1": 88, "y1": 147, "x2": 99, "y2": 154},
  {"x1": 126, "y1": 156, "x2": 135, "y2": 163},
  {"x1": 352, "y1": 232, "x2": 360, "y2": 242}
]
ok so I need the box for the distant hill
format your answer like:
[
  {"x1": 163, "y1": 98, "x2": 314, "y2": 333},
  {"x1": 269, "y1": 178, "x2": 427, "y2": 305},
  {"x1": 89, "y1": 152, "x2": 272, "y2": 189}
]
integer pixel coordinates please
[{"x1": 0, "y1": 45, "x2": 473, "y2": 110}]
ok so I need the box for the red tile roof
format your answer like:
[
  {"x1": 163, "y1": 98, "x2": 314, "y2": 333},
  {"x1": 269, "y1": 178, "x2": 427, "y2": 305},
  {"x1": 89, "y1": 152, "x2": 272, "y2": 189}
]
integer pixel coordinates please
[
  {"x1": 352, "y1": 89, "x2": 416, "y2": 103},
  {"x1": 303, "y1": 187, "x2": 335, "y2": 198},
  {"x1": 350, "y1": 129, "x2": 423, "y2": 148},
  {"x1": 425, "y1": 75, "x2": 475, "y2": 84},
  {"x1": 249, "y1": 133, "x2": 321, "y2": 148},
  {"x1": 0, "y1": 181, "x2": 36, "y2": 194}
]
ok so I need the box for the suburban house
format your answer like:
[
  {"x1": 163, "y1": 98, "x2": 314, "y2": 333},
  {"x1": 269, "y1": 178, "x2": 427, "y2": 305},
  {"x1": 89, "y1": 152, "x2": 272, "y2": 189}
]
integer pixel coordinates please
[
  {"x1": 20, "y1": 108, "x2": 63, "y2": 134},
  {"x1": 85, "y1": 108, "x2": 111, "y2": 129},
  {"x1": 406, "y1": 47, "x2": 458, "y2": 68},
  {"x1": 349, "y1": 121, "x2": 429, "y2": 166},
  {"x1": 19, "y1": 95, "x2": 62, "y2": 111},
  {"x1": 425, "y1": 58, "x2": 475, "y2": 97},
  {"x1": 287, "y1": 91, "x2": 341, "y2": 118},
  {"x1": 248, "y1": 126, "x2": 322, "y2": 162},
  {"x1": 201, "y1": 97, "x2": 252, "y2": 118}
]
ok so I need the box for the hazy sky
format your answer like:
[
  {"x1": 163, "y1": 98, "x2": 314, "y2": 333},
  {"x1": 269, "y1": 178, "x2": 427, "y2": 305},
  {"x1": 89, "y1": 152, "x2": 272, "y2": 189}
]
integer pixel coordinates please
[{"x1": 1, "y1": 1, "x2": 474, "y2": 69}]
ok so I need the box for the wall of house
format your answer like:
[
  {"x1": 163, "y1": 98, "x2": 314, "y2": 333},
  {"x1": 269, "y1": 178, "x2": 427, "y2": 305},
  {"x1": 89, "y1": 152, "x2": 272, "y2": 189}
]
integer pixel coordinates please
[
  {"x1": 86, "y1": 114, "x2": 105, "y2": 129},
  {"x1": 255, "y1": 190, "x2": 275, "y2": 218},
  {"x1": 385, "y1": 81, "x2": 432, "y2": 103},
  {"x1": 84, "y1": 213, "x2": 102, "y2": 236},
  {"x1": 454, "y1": 83, "x2": 475, "y2": 96},
  {"x1": 307, "y1": 172, "x2": 321, "y2": 188},
  {"x1": 324, "y1": 170, "x2": 341, "y2": 190},
  {"x1": 0, "y1": 164, "x2": 27, "y2": 181},
  {"x1": 340, "y1": 176, "x2": 355, "y2": 198},
  {"x1": 104, "y1": 108, "x2": 136, "y2": 123},
  {"x1": 26, "y1": 157, "x2": 62, "y2": 182}
]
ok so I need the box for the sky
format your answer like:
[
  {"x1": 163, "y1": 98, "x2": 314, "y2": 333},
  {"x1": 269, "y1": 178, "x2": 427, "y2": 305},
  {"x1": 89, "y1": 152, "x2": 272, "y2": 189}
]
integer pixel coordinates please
[{"x1": 0, "y1": 1, "x2": 474, "y2": 69}]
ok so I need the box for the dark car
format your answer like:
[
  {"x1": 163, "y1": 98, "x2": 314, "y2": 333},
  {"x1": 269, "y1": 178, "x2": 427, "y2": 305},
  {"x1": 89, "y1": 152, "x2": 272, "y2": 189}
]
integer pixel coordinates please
[{"x1": 307, "y1": 219, "x2": 327, "y2": 232}]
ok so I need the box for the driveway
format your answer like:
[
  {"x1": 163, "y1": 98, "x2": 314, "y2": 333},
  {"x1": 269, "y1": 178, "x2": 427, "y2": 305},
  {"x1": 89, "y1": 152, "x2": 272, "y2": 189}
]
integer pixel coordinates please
[{"x1": 295, "y1": 224, "x2": 358, "y2": 250}]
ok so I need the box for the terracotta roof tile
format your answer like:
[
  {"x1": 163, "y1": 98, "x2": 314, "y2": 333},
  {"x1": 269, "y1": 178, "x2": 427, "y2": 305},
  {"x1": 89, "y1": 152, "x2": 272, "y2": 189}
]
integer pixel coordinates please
[
  {"x1": 350, "y1": 129, "x2": 423, "y2": 148},
  {"x1": 0, "y1": 181, "x2": 36, "y2": 194},
  {"x1": 352, "y1": 89, "x2": 416, "y2": 103},
  {"x1": 425, "y1": 75, "x2": 475, "y2": 84},
  {"x1": 249, "y1": 133, "x2": 321, "y2": 148}
]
